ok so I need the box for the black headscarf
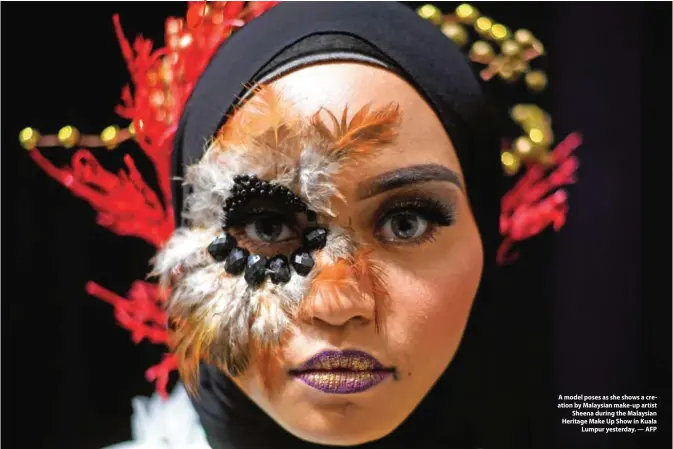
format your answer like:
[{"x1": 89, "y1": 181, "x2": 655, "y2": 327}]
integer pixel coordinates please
[{"x1": 173, "y1": 2, "x2": 504, "y2": 448}]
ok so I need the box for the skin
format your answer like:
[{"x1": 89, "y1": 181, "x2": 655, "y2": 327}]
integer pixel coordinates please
[{"x1": 226, "y1": 63, "x2": 484, "y2": 446}]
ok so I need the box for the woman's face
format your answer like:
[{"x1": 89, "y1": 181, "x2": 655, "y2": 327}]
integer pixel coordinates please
[{"x1": 221, "y1": 63, "x2": 484, "y2": 446}]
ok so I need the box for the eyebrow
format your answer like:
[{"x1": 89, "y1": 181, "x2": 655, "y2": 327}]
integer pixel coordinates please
[{"x1": 356, "y1": 164, "x2": 464, "y2": 200}]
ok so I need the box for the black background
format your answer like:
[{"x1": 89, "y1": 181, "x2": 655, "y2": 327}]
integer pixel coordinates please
[{"x1": 2, "y1": 2, "x2": 671, "y2": 449}]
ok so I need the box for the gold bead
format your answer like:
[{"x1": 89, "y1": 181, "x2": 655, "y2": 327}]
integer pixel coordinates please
[
  {"x1": 19, "y1": 127, "x2": 40, "y2": 150},
  {"x1": 490, "y1": 23, "x2": 510, "y2": 42},
  {"x1": 513, "y1": 136, "x2": 534, "y2": 157},
  {"x1": 474, "y1": 16, "x2": 493, "y2": 35},
  {"x1": 525, "y1": 70, "x2": 547, "y2": 92},
  {"x1": 57, "y1": 125, "x2": 80, "y2": 148},
  {"x1": 499, "y1": 68, "x2": 516, "y2": 82},
  {"x1": 510, "y1": 104, "x2": 535, "y2": 123},
  {"x1": 469, "y1": 40, "x2": 494, "y2": 64},
  {"x1": 529, "y1": 127, "x2": 554, "y2": 146},
  {"x1": 501, "y1": 151, "x2": 521, "y2": 175},
  {"x1": 128, "y1": 122, "x2": 136, "y2": 137},
  {"x1": 101, "y1": 125, "x2": 120, "y2": 150},
  {"x1": 529, "y1": 128, "x2": 544, "y2": 144},
  {"x1": 417, "y1": 4, "x2": 443, "y2": 25},
  {"x1": 441, "y1": 22, "x2": 468, "y2": 47},
  {"x1": 501, "y1": 40, "x2": 521, "y2": 57},
  {"x1": 514, "y1": 29, "x2": 534, "y2": 46},
  {"x1": 455, "y1": 3, "x2": 479, "y2": 24},
  {"x1": 532, "y1": 39, "x2": 545, "y2": 55}
]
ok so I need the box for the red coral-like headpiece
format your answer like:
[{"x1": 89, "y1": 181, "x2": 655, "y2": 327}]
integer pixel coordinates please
[
  {"x1": 18, "y1": 2, "x2": 578, "y2": 398},
  {"x1": 21, "y1": 1, "x2": 278, "y2": 398}
]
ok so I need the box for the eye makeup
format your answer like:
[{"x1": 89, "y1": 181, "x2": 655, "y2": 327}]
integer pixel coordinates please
[
  {"x1": 371, "y1": 192, "x2": 457, "y2": 246},
  {"x1": 207, "y1": 174, "x2": 328, "y2": 289}
]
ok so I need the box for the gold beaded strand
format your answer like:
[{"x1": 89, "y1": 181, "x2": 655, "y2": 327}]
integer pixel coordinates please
[
  {"x1": 19, "y1": 122, "x2": 139, "y2": 151},
  {"x1": 417, "y1": 3, "x2": 553, "y2": 175}
]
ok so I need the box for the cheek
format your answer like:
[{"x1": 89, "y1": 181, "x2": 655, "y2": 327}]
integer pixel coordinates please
[{"x1": 382, "y1": 224, "x2": 483, "y2": 369}]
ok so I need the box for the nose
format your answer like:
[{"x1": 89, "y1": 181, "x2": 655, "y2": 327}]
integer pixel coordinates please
[{"x1": 303, "y1": 288, "x2": 376, "y2": 328}]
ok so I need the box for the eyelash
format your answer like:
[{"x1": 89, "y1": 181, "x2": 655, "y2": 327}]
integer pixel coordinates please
[{"x1": 373, "y1": 195, "x2": 456, "y2": 246}]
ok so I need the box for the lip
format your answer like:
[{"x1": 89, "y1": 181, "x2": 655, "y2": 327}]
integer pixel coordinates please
[{"x1": 289, "y1": 350, "x2": 395, "y2": 394}]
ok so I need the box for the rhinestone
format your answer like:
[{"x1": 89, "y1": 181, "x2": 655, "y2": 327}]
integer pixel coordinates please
[
  {"x1": 290, "y1": 249, "x2": 315, "y2": 276},
  {"x1": 244, "y1": 254, "x2": 268, "y2": 288},
  {"x1": 267, "y1": 255, "x2": 291, "y2": 284},
  {"x1": 207, "y1": 233, "x2": 236, "y2": 261},
  {"x1": 303, "y1": 227, "x2": 328, "y2": 250},
  {"x1": 225, "y1": 247, "x2": 249, "y2": 275}
]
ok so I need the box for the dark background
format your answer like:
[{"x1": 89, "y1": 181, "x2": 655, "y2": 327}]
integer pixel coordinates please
[{"x1": 2, "y1": 2, "x2": 671, "y2": 449}]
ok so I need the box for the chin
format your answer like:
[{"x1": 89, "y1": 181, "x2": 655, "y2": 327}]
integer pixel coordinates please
[{"x1": 275, "y1": 404, "x2": 403, "y2": 447}]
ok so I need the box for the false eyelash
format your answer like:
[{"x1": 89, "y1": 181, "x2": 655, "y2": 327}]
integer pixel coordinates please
[
  {"x1": 373, "y1": 194, "x2": 457, "y2": 231},
  {"x1": 225, "y1": 204, "x2": 299, "y2": 228}
]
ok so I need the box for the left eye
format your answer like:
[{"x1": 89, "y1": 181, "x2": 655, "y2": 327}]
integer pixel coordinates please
[
  {"x1": 244, "y1": 217, "x2": 294, "y2": 243},
  {"x1": 379, "y1": 212, "x2": 429, "y2": 241}
]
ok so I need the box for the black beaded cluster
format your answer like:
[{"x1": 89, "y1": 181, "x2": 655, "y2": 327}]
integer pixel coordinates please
[
  {"x1": 223, "y1": 174, "x2": 317, "y2": 228},
  {"x1": 207, "y1": 226, "x2": 328, "y2": 289},
  {"x1": 207, "y1": 175, "x2": 329, "y2": 289}
]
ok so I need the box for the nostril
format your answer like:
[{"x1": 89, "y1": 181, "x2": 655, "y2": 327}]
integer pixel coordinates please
[{"x1": 307, "y1": 314, "x2": 371, "y2": 329}]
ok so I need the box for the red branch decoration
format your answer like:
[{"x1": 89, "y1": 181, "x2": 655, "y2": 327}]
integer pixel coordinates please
[
  {"x1": 25, "y1": 1, "x2": 279, "y2": 398},
  {"x1": 497, "y1": 132, "x2": 582, "y2": 265}
]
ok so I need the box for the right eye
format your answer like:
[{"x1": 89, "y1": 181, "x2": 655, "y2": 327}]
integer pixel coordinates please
[{"x1": 244, "y1": 217, "x2": 295, "y2": 243}]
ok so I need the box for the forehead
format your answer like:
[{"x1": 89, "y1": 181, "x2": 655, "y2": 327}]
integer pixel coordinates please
[{"x1": 257, "y1": 63, "x2": 463, "y2": 177}]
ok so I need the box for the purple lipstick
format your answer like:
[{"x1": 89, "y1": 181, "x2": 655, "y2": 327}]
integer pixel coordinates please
[{"x1": 290, "y1": 350, "x2": 395, "y2": 394}]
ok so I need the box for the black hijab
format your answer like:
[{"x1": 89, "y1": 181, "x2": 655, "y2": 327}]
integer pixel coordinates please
[{"x1": 173, "y1": 2, "x2": 503, "y2": 448}]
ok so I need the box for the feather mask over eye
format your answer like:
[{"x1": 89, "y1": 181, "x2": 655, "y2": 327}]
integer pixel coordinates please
[{"x1": 151, "y1": 86, "x2": 399, "y2": 390}]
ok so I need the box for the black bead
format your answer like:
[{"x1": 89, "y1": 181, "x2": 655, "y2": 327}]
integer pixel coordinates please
[
  {"x1": 249, "y1": 188, "x2": 256, "y2": 195},
  {"x1": 241, "y1": 174, "x2": 250, "y2": 182},
  {"x1": 303, "y1": 227, "x2": 328, "y2": 250},
  {"x1": 290, "y1": 249, "x2": 315, "y2": 276},
  {"x1": 259, "y1": 188, "x2": 266, "y2": 196},
  {"x1": 225, "y1": 247, "x2": 249, "y2": 275},
  {"x1": 267, "y1": 255, "x2": 291, "y2": 284},
  {"x1": 244, "y1": 254, "x2": 268, "y2": 288},
  {"x1": 306, "y1": 210, "x2": 317, "y2": 222},
  {"x1": 208, "y1": 233, "x2": 237, "y2": 261},
  {"x1": 233, "y1": 175, "x2": 242, "y2": 183}
]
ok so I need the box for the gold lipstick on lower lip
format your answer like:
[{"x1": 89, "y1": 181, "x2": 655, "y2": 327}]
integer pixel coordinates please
[{"x1": 290, "y1": 349, "x2": 395, "y2": 394}]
